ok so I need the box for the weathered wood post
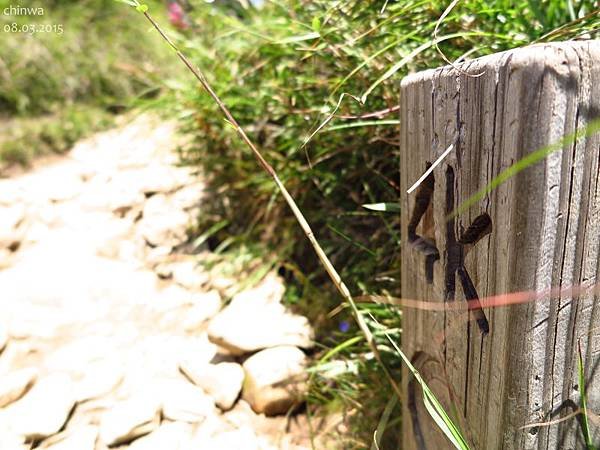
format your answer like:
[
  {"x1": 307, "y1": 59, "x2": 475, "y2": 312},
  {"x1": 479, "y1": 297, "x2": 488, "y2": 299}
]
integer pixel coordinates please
[{"x1": 400, "y1": 41, "x2": 600, "y2": 449}]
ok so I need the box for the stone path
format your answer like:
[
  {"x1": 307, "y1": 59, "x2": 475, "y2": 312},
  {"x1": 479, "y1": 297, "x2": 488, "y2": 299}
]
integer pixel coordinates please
[{"x1": 0, "y1": 114, "x2": 322, "y2": 449}]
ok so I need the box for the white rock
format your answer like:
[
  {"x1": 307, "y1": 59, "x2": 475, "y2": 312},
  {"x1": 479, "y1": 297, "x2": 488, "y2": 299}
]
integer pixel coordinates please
[
  {"x1": 108, "y1": 188, "x2": 145, "y2": 216},
  {"x1": 0, "y1": 203, "x2": 25, "y2": 229},
  {"x1": 209, "y1": 274, "x2": 236, "y2": 293},
  {"x1": 34, "y1": 203, "x2": 60, "y2": 227},
  {"x1": 40, "y1": 170, "x2": 83, "y2": 202},
  {"x1": 99, "y1": 397, "x2": 160, "y2": 446},
  {"x1": 7, "y1": 372, "x2": 76, "y2": 440},
  {"x1": 93, "y1": 219, "x2": 134, "y2": 259},
  {"x1": 182, "y1": 291, "x2": 222, "y2": 331},
  {"x1": 0, "y1": 182, "x2": 25, "y2": 207},
  {"x1": 138, "y1": 212, "x2": 189, "y2": 247},
  {"x1": 242, "y1": 346, "x2": 308, "y2": 416},
  {"x1": 0, "y1": 204, "x2": 26, "y2": 249},
  {"x1": 182, "y1": 361, "x2": 244, "y2": 411},
  {"x1": 188, "y1": 414, "x2": 232, "y2": 443},
  {"x1": 0, "y1": 367, "x2": 37, "y2": 408},
  {"x1": 207, "y1": 275, "x2": 313, "y2": 355},
  {"x1": 74, "y1": 361, "x2": 124, "y2": 402},
  {"x1": 171, "y1": 183, "x2": 203, "y2": 210},
  {"x1": 0, "y1": 323, "x2": 7, "y2": 353},
  {"x1": 171, "y1": 260, "x2": 210, "y2": 291},
  {"x1": 129, "y1": 422, "x2": 193, "y2": 450},
  {"x1": 234, "y1": 273, "x2": 286, "y2": 304},
  {"x1": 142, "y1": 193, "x2": 171, "y2": 216},
  {"x1": 0, "y1": 428, "x2": 26, "y2": 450},
  {"x1": 154, "y1": 265, "x2": 172, "y2": 280},
  {"x1": 38, "y1": 425, "x2": 97, "y2": 450},
  {"x1": 220, "y1": 399, "x2": 259, "y2": 428},
  {"x1": 134, "y1": 165, "x2": 191, "y2": 195},
  {"x1": 0, "y1": 248, "x2": 13, "y2": 269},
  {"x1": 145, "y1": 245, "x2": 172, "y2": 266},
  {"x1": 203, "y1": 426, "x2": 261, "y2": 450},
  {"x1": 44, "y1": 336, "x2": 116, "y2": 373},
  {"x1": 0, "y1": 342, "x2": 30, "y2": 376},
  {"x1": 78, "y1": 178, "x2": 144, "y2": 215},
  {"x1": 158, "y1": 378, "x2": 217, "y2": 423},
  {"x1": 153, "y1": 284, "x2": 194, "y2": 309},
  {"x1": 116, "y1": 237, "x2": 147, "y2": 264},
  {"x1": 127, "y1": 333, "x2": 217, "y2": 383},
  {"x1": 138, "y1": 195, "x2": 190, "y2": 248}
]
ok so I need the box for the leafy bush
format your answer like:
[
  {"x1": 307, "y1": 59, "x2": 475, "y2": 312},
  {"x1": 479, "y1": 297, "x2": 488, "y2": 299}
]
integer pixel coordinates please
[
  {"x1": 0, "y1": 0, "x2": 176, "y2": 167},
  {"x1": 0, "y1": 105, "x2": 112, "y2": 167},
  {"x1": 164, "y1": 0, "x2": 598, "y2": 447},
  {"x1": 0, "y1": 0, "x2": 175, "y2": 115}
]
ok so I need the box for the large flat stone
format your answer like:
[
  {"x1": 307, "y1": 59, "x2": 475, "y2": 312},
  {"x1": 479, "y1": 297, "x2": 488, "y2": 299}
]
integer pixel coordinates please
[
  {"x1": 181, "y1": 361, "x2": 244, "y2": 411},
  {"x1": 128, "y1": 422, "x2": 194, "y2": 450},
  {"x1": 0, "y1": 204, "x2": 26, "y2": 249},
  {"x1": 207, "y1": 275, "x2": 314, "y2": 355},
  {"x1": 99, "y1": 397, "x2": 160, "y2": 446},
  {"x1": 0, "y1": 322, "x2": 8, "y2": 353},
  {"x1": 171, "y1": 260, "x2": 211, "y2": 291},
  {"x1": 138, "y1": 195, "x2": 190, "y2": 248},
  {"x1": 242, "y1": 346, "x2": 308, "y2": 416},
  {"x1": 158, "y1": 378, "x2": 217, "y2": 423},
  {"x1": 74, "y1": 360, "x2": 124, "y2": 402},
  {"x1": 202, "y1": 426, "x2": 261, "y2": 450},
  {"x1": 0, "y1": 367, "x2": 37, "y2": 408},
  {"x1": 38, "y1": 425, "x2": 98, "y2": 450},
  {"x1": 6, "y1": 373, "x2": 76, "y2": 440}
]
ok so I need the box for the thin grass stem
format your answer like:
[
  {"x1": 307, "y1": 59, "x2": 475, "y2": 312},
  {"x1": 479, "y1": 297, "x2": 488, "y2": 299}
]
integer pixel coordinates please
[{"x1": 141, "y1": 10, "x2": 403, "y2": 399}]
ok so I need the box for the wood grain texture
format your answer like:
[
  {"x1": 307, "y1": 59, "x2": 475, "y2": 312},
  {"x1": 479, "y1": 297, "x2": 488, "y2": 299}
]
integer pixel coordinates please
[{"x1": 400, "y1": 41, "x2": 600, "y2": 450}]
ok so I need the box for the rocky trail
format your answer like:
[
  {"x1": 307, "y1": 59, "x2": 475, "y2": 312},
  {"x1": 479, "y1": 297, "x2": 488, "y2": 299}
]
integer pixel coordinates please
[{"x1": 0, "y1": 115, "x2": 329, "y2": 449}]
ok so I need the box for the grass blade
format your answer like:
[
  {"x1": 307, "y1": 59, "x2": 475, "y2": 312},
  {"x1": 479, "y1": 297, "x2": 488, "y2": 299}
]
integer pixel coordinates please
[
  {"x1": 127, "y1": 4, "x2": 405, "y2": 405},
  {"x1": 322, "y1": 119, "x2": 400, "y2": 132},
  {"x1": 371, "y1": 395, "x2": 398, "y2": 450},
  {"x1": 384, "y1": 332, "x2": 470, "y2": 450},
  {"x1": 578, "y1": 339, "x2": 595, "y2": 449},
  {"x1": 192, "y1": 219, "x2": 229, "y2": 249},
  {"x1": 362, "y1": 202, "x2": 400, "y2": 213},
  {"x1": 361, "y1": 32, "x2": 483, "y2": 103}
]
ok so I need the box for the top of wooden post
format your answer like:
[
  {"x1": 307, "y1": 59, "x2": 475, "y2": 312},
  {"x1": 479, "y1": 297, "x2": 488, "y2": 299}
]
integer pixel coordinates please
[{"x1": 400, "y1": 40, "x2": 600, "y2": 450}]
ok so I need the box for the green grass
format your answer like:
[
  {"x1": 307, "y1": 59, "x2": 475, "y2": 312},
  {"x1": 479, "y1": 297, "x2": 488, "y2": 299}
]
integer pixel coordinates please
[
  {"x1": 0, "y1": 0, "x2": 177, "y2": 168},
  {"x1": 117, "y1": 0, "x2": 599, "y2": 447},
  {"x1": 1, "y1": 0, "x2": 597, "y2": 445},
  {"x1": 161, "y1": 1, "x2": 599, "y2": 447},
  {"x1": 578, "y1": 339, "x2": 597, "y2": 450},
  {"x1": 0, "y1": 105, "x2": 112, "y2": 168}
]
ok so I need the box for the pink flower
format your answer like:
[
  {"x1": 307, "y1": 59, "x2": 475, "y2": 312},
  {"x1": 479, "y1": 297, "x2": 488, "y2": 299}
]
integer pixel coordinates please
[{"x1": 168, "y1": 2, "x2": 189, "y2": 29}]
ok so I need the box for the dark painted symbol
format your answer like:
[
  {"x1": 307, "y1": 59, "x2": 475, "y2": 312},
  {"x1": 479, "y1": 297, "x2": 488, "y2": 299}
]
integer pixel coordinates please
[
  {"x1": 408, "y1": 164, "x2": 491, "y2": 334},
  {"x1": 407, "y1": 163, "x2": 440, "y2": 284},
  {"x1": 444, "y1": 166, "x2": 491, "y2": 334}
]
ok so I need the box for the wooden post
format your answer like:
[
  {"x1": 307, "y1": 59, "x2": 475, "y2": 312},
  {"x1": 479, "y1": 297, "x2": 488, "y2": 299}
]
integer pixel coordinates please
[{"x1": 400, "y1": 41, "x2": 600, "y2": 449}]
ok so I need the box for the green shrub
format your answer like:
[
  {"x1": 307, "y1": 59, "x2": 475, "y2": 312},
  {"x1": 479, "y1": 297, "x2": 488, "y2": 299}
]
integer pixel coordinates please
[
  {"x1": 0, "y1": 0, "x2": 177, "y2": 167},
  {"x1": 0, "y1": 105, "x2": 112, "y2": 168},
  {"x1": 0, "y1": 0, "x2": 174, "y2": 116},
  {"x1": 164, "y1": 1, "x2": 598, "y2": 447}
]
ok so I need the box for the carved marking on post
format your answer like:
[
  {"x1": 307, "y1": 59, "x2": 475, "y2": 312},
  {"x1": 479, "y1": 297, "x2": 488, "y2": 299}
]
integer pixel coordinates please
[
  {"x1": 445, "y1": 166, "x2": 491, "y2": 335},
  {"x1": 408, "y1": 164, "x2": 491, "y2": 334},
  {"x1": 407, "y1": 162, "x2": 440, "y2": 283}
]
